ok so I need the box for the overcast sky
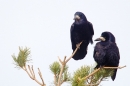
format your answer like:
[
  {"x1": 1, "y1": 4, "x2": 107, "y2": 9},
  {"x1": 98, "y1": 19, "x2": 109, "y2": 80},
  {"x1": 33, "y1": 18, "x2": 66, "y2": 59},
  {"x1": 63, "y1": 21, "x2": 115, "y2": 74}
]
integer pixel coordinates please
[{"x1": 0, "y1": 0, "x2": 130, "y2": 86}]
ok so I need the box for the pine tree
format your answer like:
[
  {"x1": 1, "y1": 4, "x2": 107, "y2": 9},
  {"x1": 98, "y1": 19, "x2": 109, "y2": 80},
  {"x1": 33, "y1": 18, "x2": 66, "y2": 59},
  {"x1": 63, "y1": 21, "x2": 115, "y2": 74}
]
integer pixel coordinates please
[{"x1": 12, "y1": 46, "x2": 126, "y2": 86}]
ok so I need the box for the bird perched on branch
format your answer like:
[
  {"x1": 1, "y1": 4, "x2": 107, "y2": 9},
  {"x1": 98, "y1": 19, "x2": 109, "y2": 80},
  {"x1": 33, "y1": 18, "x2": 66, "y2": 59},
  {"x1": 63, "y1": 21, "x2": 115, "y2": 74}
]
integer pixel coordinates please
[
  {"x1": 93, "y1": 31, "x2": 120, "y2": 81},
  {"x1": 70, "y1": 12, "x2": 94, "y2": 60}
]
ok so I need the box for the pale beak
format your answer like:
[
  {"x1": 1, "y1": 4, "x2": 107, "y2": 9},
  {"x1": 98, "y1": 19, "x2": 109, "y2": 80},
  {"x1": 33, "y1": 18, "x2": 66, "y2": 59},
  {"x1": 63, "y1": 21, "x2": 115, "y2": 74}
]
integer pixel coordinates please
[
  {"x1": 95, "y1": 37, "x2": 106, "y2": 41},
  {"x1": 73, "y1": 15, "x2": 80, "y2": 20}
]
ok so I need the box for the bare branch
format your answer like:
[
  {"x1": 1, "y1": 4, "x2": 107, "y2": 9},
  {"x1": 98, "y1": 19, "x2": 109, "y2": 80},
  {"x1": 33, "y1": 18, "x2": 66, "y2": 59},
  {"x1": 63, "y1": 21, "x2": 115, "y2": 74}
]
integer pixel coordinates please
[
  {"x1": 86, "y1": 77, "x2": 104, "y2": 86},
  {"x1": 61, "y1": 79, "x2": 66, "y2": 85},
  {"x1": 79, "y1": 68, "x2": 101, "y2": 81},
  {"x1": 63, "y1": 56, "x2": 67, "y2": 64},
  {"x1": 22, "y1": 66, "x2": 33, "y2": 80},
  {"x1": 31, "y1": 65, "x2": 35, "y2": 78},
  {"x1": 65, "y1": 41, "x2": 82, "y2": 63},
  {"x1": 22, "y1": 65, "x2": 46, "y2": 86},
  {"x1": 57, "y1": 41, "x2": 83, "y2": 86},
  {"x1": 57, "y1": 60, "x2": 65, "y2": 86},
  {"x1": 79, "y1": 65, "x2": 126, "y2": 81},
  {"x1": 28, "y1": 65, "x2": 34, "y2": 79},
  {"x1": 38, "y1": 68, "x2": 46, "y2": 86},
  {"x1": 96, "y1": 77, "x2": 104, "y2": 86},
  {"x1": 58, "y1": 56, "x2": 63, "y2": 65},
  {"x1": 103, "y1": 65, "x2": 126, "y2": 69},
  {"x1": 54, "y1": 75, "x2": 57, "y2": 86}
]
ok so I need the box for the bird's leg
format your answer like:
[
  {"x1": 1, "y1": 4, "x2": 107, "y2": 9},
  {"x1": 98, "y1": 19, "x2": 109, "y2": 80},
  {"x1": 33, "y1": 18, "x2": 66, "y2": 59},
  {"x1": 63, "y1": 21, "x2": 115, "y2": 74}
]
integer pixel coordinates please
[
  {"x1": 76, "y1": 43, "x2": 80, "y2": 49},
  {"x1": 94, "y1": 65, "x2": 104, "y2": 69},
  {"x1": 100, "y1": 65, "x2": 104, "y2": 69},
  {"x1": 94, "y1": 64, "x2": 100, "y2": 69}
]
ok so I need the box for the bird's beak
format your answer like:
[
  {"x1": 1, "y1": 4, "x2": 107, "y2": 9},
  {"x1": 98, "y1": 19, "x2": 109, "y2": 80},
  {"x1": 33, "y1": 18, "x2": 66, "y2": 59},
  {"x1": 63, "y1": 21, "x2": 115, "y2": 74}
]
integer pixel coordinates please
[
  {"x1": 95, "y1": 37, "x2": 106, "y2": 41},
  {"x1": 73, "y1": 15, "x2": 80, "y2": 20}
]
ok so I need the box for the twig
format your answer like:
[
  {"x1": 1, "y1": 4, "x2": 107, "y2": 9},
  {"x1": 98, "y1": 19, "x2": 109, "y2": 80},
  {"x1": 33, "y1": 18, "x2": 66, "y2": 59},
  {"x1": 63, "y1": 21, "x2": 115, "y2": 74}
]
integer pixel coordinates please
[
  {"x1": 89, "y1": 75, "x2": 94, "y2": 85},
  {"x1": 86, "y1": 83, "x2": 99, "y2": 86},
  {"x1": 79, "y1": 65, "x2": 126, "y2": 81},
  {"x1": 61, "y1": 79, "x2": 66, "y2": 85},
  {"x1": 31, "y1": 65, "x2": 35, "y2": 78},
  {"x1": 96, "y1": 77, "x2": 104, "y2": 85},
  {"x1": 54, "y1": 75, "x2": 57, "y2": 86},
  {"x1": 86, "y1": 77, "x2": 104, "y2": 86},
  {"x1": 86, "y1": 84, "x2": 98, "y2": 86},
  {"x1": 57, "y1": 41, "x2": 83, "y2": 86},
  {"x1": 65, "y1": 41, "x2": 82, "y2": 63},
  {"x1": 28, "y1": 65, "x2": 34, "y2": 79},
  {"x1": 22, "y1": 65, "x2": 46, "y2": 86},
  {"x1": 57, "y1": 56, "x2": 66, "y2": 86},
  {"x1": 79, "y1": 68, "x2": 101, "y2": 81},
  {"x1": 85, "y1": 65, "x2": 126, "y2": 86},
  {"x1": 38, "y1": 68, "x2": 46, "y2": 86},
  {"x1": 22, "y1": 66, "x2": 33, "y2": 79},
  {"x1": 103, "y1": 65, "x2": 126, "y2": 69}
]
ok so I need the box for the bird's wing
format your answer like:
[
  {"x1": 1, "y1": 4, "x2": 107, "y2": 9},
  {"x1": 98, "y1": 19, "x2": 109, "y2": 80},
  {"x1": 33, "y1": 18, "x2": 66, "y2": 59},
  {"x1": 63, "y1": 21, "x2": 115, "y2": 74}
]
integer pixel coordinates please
[
  {"x1": 70, "y1": 21, "x2": 85, "y2": 46},
  {"x1": 107, "y1": 42, "x2": 120, "y2": 62},
  {"x1": 70, "y1": 24, "x2": 76, "y2": 50},
  {"x1": 87, "y1": 21, "x2": 94, "y2": 44},
  {"x1": 94, "y1": 43, "x2": 106, "y2": 57},
  {"x1": 106, "y1": 42, "x2": 120, "y2": 81},
  {"x1": 88, "y1": 21, "x2": 94, "y2": 35},
  {"x1": 93, "y1": 42, "x2": 106, "y2": 64}
]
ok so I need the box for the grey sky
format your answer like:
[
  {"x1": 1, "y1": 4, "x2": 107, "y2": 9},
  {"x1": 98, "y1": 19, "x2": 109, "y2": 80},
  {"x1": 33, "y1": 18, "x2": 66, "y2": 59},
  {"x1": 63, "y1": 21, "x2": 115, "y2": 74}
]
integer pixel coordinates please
[{"x1": 0, "y1": 0, "x2": 129, "y2": 86}]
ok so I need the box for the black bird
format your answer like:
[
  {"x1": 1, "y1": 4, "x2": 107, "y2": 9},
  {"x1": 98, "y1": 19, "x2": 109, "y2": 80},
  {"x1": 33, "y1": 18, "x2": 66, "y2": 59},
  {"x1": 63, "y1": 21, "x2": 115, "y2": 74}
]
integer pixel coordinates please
[
  {"x1": 70, "y1": 12, "x2": 94, "y2": 60},
  {"x1": 93, "y1": 31, "x2": 120, "y2": 81}
]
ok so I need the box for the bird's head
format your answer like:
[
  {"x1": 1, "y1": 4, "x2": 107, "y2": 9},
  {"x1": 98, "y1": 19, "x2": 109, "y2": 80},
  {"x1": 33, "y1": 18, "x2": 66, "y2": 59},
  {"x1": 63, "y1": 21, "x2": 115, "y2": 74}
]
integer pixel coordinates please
[
  {"x1": 95, "y1": 31, "x2": 116, "y2": 42},
  {"x1": 73, "y1": 12, "x2": 87, "y2": 21}
]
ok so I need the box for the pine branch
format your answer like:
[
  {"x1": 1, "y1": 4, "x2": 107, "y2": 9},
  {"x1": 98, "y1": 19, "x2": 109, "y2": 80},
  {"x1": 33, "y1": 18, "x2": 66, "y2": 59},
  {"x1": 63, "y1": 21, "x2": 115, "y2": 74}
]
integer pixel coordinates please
[
  {"x1": 57, "y1": 42, "x2": 82, "y2": 86},
  {"x1": 22, "y1": 65, "x2": 46, "y2": 86},
  {"x1": 103, "y1": 65, "x2": 126, "y2": 69},
  {"x1": 12, "y1": 46, "x2": 126, "y2": 86},
  {"x1": 38, "y1": 68, "x2": 45, "y2": 85},
  {"x1": 79, "y1": 68, "x2": 101, "y2": 81},
  {"x1": 54, "y1": 74, "x2": 57, "y2": 86},
  {"x1": 79, "y1": 65, "x2": 126, "y2": 81},
  {"x1": 86, "y1": 76, "x2": 104, "y2": 86},
  {"x1": 72, "y1": 65, "x2": 90, "y2": 86},
  {"x1": 12, "y1": 47, "x2": 46, "y2": 86}
]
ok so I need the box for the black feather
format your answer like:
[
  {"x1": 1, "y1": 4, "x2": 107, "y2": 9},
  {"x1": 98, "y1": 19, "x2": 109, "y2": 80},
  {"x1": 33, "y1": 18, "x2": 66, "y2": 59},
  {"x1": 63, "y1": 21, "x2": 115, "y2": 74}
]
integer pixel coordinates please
[
  {"x1": 101, "y1": 31, "x2": 116, "y2": 42},
  {"x1": 93, "y1": 31, "x2": 120, "y2": 81},
  {"x1": 70, "y1": 12, "x2": 94, "y2": 60}
]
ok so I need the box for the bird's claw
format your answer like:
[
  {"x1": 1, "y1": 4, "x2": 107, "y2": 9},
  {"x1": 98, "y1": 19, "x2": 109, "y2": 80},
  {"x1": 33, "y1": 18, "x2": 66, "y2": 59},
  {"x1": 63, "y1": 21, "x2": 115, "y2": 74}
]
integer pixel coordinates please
[
  {"x1": 76, "y1": 43, "x2": 80, "y2": 49},
  {"x1": 100, "y1": 66, "x2": 104, "y2": 69},
  {"x1": 94, "y1": 65, "x2": 104, "y2": 69}
]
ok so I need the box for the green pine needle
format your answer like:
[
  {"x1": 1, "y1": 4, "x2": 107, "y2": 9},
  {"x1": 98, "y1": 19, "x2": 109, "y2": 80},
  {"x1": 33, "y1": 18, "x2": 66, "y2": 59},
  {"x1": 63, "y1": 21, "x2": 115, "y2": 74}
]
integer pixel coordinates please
[
  {"x1": 72, "y1": 65, "x2": 90, "y2": 86},
  {"x1": 49, "y1": 61, "x2": 61, "y2": 75},
  {"x1": 89, "y1": 68, "x2": 114, "y2": 85},
  {"x1": 50, "y1": 61, "x2": 71, "y2": 85},
  {"x1": 12, "y1": 47, "x2": 31, "y2": 68}
]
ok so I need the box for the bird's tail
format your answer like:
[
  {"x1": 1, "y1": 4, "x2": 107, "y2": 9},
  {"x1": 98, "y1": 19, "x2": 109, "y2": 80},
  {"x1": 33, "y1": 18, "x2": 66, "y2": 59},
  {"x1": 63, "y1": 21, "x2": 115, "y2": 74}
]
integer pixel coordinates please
[
  {"x1": 89, "y1": 36, "x2": 93, "y2": 44},
  {"x1": 90, "y1": 39, "x2": 93, "y2": 44},
  {"x1": 111, "y1": 69, "x2": 117, "y2": 81}
]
